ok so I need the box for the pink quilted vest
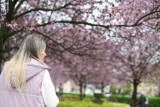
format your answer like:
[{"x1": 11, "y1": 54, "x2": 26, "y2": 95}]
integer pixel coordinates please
[{"x1": 0, "y1": 58, "x2": 50, "y2": 107}]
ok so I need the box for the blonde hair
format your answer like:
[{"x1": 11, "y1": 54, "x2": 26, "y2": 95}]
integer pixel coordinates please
[{"x1": 4, "y1": 35, "x2": 46, "y2": 92}]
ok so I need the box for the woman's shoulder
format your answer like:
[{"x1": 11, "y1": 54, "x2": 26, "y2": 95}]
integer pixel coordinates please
[{"x1": 27, "y1": 58, "x2": 51, "y2": 70}]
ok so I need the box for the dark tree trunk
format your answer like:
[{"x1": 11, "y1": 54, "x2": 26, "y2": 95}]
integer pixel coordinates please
[
  {"x1": 0, "y1": 26, "x2": 6, "y2": 74},
  {"x1": 132, "y1": 79, "x2": 139, "y2": 107},
  {"x1": 101, "y1": 82, "x2": 105, "y2": 96},
  {"x1": 79, "y1": 83, "x2": 83, "y2": 100},
  {"x1": 0, "y1": 42, "x2": 3, "y2": 73},
  {"x1": 0, "y1": 0, "x2": 15, "y2": 73},
  {"x1": 0, "y1": 25, "x2": 9, "y2": 74}
]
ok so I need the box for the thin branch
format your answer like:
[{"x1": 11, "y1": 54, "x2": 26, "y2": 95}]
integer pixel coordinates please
[
  {"x1": 13, "y1": 2, "x2": 73, "y2": 19},
  {"x1": 14, "y1": 0, "x2": 25, "y2": 14},
  {"x1": 134, "y1": 6, "x2": 160, "y2": 25}
]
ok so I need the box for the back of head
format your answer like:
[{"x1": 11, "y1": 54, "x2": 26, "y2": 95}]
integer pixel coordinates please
[
  {"x1": 4, "y1": 34, "x2": 46, "y2": 92},
  {"x1": 18, "y1": 35, "x2": 46, "y2": 59}
]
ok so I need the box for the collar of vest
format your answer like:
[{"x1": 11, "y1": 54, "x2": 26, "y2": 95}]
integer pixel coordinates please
[{"x1": 25, "y1": 58, "x2": 51, "y2": 82}]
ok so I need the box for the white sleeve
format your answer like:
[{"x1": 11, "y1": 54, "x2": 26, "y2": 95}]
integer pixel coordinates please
[{"x1": 42, "y1": 70, "x2": 59, "y2": 107}]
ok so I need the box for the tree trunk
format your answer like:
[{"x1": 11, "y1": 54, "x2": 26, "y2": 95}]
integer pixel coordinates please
[
  {"x1": 0, "y1": 27, "x2": 5, "y2": 74},
  {"x1": 79, "y1": 83, "x2": 83, "y2": 100},
  {"x1": 83, "y1": 83, "x2": 86, "y2": 98},
  {"x1": 132, "y1": 79, "x2": 139, "y2": 107},
  {"x1": 101, "y1": 82, "x2": 105, "y2": 96},
  {"x1": 0, "y1": 43, "x2": 3, "y2": 73},
  {"x1": 0, "y1": 25, "x2": 9, "y2": 74},
  {"x1": 0, "y1": 0, "x2": 15, "y2": 73},
  {"x1": 0, "y1": 25, "x2": 12, "y2": 74},
  {"x1": 0, "y1": 0, "x2": 1, "y2": 73},
  {"x1": 158, "y1": 81, "x2": 160, "y2": 96}
]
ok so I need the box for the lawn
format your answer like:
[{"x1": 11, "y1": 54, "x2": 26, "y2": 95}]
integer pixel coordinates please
[
  {"x1": 58, "y1": 100, "x2": 129, "y2": 107},
  {"x1": 57, "y1": 93, "x2": 129, "y2": 107}
]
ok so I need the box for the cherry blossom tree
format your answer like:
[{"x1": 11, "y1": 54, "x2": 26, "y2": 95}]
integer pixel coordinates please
[
  {"x1": 53, "y1": 29, "x2": 114, "y2": 100},
  {"x1": 1, "y1": 0, "x2": 159, "y2": 73},
  {"x1": 111, "y1": 28, "x2": 160, "y2": 106},
  {"x1": 0, "y1": 0, "x2": 115, "y2": 70},
  {"x1": 89, "y1": 61, "x2": 116, "y2": 95}
]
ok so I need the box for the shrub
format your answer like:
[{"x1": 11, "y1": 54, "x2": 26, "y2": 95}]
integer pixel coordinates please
[
  {"x1": 107, "y1": 95, "x2": 160, "y2": 107},
  {"x1": 107, "y1": 95, "x2": 130, "y2": 104},
  {"x1": 148, "y1": 97, "x2": 160, "y2": 107}
]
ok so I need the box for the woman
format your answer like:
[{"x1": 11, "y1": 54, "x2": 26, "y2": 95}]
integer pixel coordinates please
[{"x1": 0, "y1": 35, "x2": 59, "y2": 107}]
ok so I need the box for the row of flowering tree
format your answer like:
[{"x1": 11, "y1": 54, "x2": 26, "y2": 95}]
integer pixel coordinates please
[
  {"x1": 1, "y1": 0, "x2": 159, "y2": 70},
  {"x1": 0, "y1": 0, "x2": 160, "y2": 106},
  {"x1": 0, "y1": 0, "x2": 113, "y2": 70},
  {"x1": 47, "y1": 28, "x2": 119, "y2": 100}
]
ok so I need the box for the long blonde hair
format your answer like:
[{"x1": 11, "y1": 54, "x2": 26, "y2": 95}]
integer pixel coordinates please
[{"x1": 4, "y1": 35, "x2": 46, "y2": 92}]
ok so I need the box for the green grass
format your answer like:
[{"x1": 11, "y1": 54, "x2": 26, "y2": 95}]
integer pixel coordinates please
[
  {"x1": 57, "y1": 93, "x2": 129, "y2": 107},
  {"x1": 58, "y1": 100, "x2": 129, "y2": 107}
]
